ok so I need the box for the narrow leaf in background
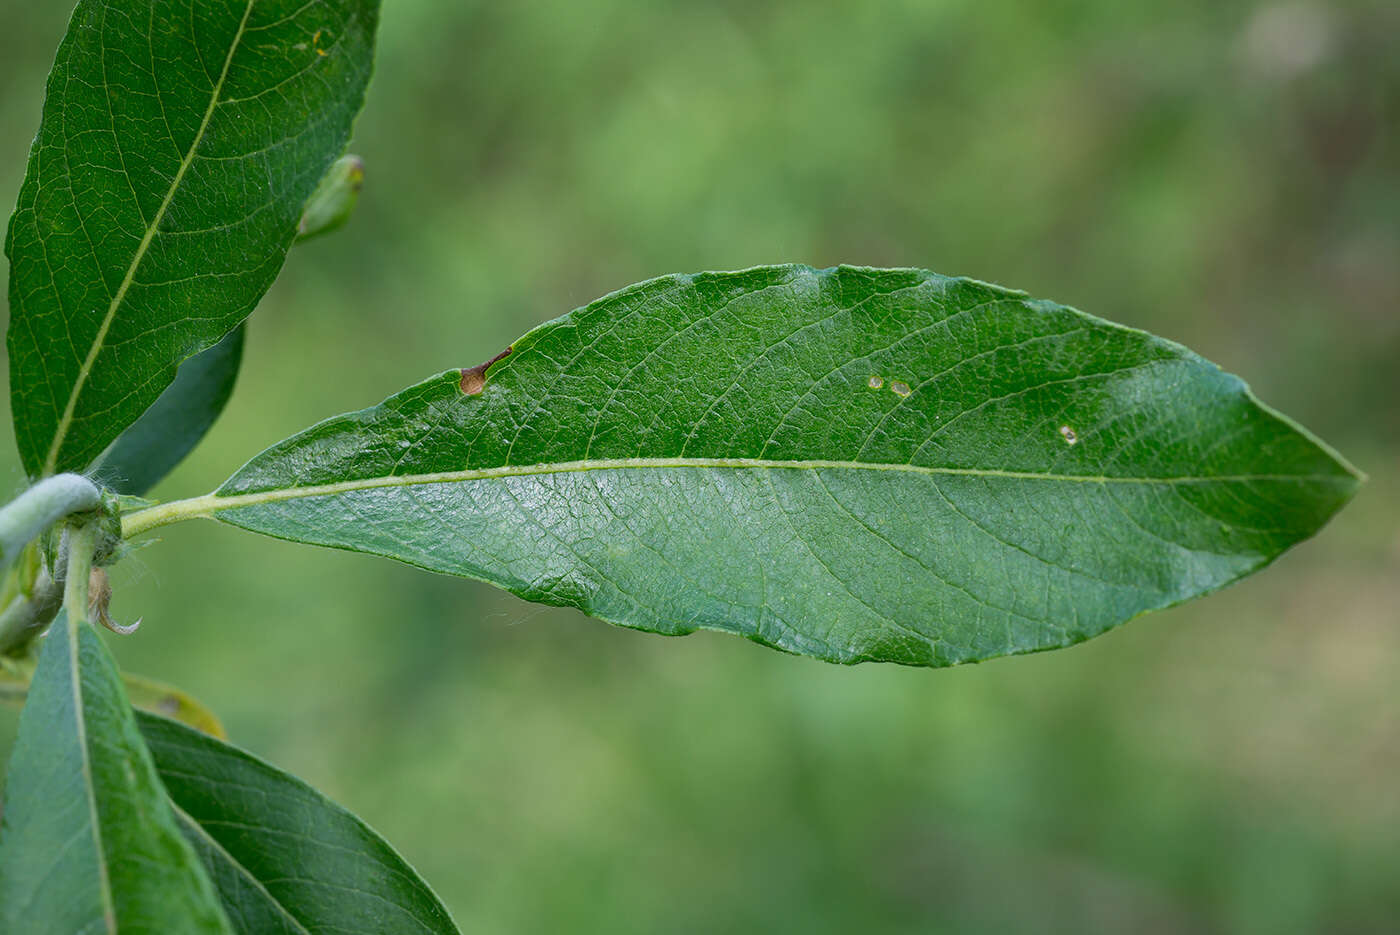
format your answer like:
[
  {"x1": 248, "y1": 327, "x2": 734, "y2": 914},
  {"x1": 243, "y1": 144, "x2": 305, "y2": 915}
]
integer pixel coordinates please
[
  {"x1": 138, "y1": 266, "x2": 1359, "y2": 667},
  {"x1": 5, "y1": 0, "x2": 381, "y2": 478},
  {"x1": 94, "y1": 326, "x2": 245, "y2": 495},
  {"x1": 122, "y1": 671, "x2": 228, "y2": 739},
  {"x1": 0, "y1": 664, "x2": 229, "y2": 739},
  {"x1": 0, "y1": 610, "x2": 231, "y2": 933},
  {"x1": 138, "y1": 711, "x2": 461, "y2": 935}
]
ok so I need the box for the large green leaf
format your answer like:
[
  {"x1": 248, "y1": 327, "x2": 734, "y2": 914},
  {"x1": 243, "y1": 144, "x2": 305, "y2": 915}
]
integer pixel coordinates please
[
  {"x1": 5, "y1": 0, "x2": 380, "y2": 479},
  {"x1": 91, "y1": 153, "x2": 366, "y2": 496},
  {"x1": 129, "y1": 266, "x2": 1361, "y2": 666},
  {"x1": 137, "y1": 711, "x2": 460, "y2": 935},
  {"x1": 94, "y1": 325, "x2": 245, "y2": 495},
  {"x1": 0, "y1": 611, "x2": 231, "y2": 933}
]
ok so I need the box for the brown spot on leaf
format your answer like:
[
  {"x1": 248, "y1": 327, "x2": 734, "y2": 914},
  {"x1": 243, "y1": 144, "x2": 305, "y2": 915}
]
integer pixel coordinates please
[{"x1": 459, "y1": 347, "x2": 513, "y2": 395}]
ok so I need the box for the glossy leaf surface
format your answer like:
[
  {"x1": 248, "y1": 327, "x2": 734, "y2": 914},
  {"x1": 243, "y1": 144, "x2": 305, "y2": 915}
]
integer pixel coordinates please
[
  {"x1": 0, "y1": 613, "x2": 231, "y2": 933},
  {"x1": 138, "y1": 712, "x2": 460, "y2": 935},
  {"x1": 186, "y1": 266, "x2": 1359, "y2": 666},
  {"x1": 6, "y1": 0, "x2": 380, "y2": 478},
  {"x1": 95, "y1": 326, "x2": 245, "y2": 495}
]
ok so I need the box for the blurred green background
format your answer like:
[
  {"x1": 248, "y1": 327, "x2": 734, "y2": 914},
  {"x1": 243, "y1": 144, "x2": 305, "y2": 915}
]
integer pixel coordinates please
[{"x1": 2, "y1": 1, "x2": 1398, "y2": 931}]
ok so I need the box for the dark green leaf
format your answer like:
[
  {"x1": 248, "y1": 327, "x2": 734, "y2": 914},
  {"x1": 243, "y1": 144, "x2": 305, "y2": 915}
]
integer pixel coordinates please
[
  {"x1": 95, "y1": 326, "x2": 245, "y2": 495},
  {"x1": 149, "y1": 266, "x2": 1360, "y2": 666},
  {"x1": 94, "y1": 151, "x2": 367, "y2": 496},
  {"x1": 6, "y1": 0, "x2": 380, "y2": 478},
  {"x1": 137, "y1": 712, "x2": 460, "y2": 935},
  {"x1": 0, "y1": 613, "x2": 231, "y2": 933}
]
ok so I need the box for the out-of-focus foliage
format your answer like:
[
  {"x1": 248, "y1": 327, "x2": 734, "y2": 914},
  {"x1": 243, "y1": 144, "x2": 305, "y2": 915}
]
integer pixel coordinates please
[{"x1": 1, "y1": 1, "x2": 1396, "y2": 932}]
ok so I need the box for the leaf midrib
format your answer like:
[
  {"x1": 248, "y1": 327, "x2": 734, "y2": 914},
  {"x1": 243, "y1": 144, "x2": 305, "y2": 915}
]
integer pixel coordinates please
[
  {"x1": 43, "y1": 0, "x2": 256, "y2": 476},
  {"x1": 68, "y1": 616, "x2": 116, "y2": 935},
  {"x1": 57, "y1": 523, "x2": 115, "y2": 933},
  {"x1": 167, "y1": 803, "x2": 311, "y2": 935},
  {"x1": 121, "y1": 455, "x2": 1348, "y2": 539}
]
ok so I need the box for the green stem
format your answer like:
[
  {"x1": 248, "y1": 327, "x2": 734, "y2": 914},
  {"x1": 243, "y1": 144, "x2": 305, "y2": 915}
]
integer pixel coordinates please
[
  {"x1": 121, "y1": 493, "x2": 224, "y2": 539},
  {"x1": 0, "y1": 473, "x2": 101, "y2": 568},
  {"x1": 0, "y1": 565, "x2": 64, "y2": 656},
  {"x1": 63, "y1": 522, "x2": 96, "y2": 633}
]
